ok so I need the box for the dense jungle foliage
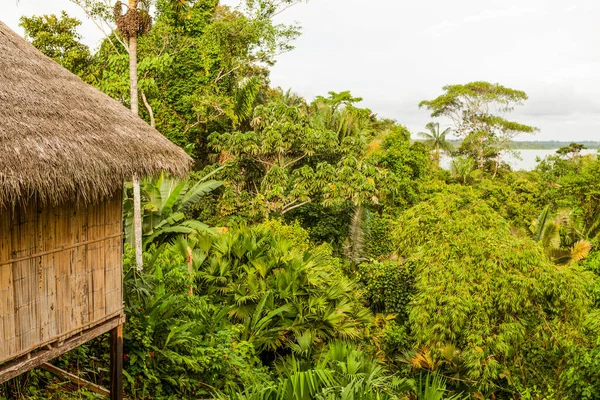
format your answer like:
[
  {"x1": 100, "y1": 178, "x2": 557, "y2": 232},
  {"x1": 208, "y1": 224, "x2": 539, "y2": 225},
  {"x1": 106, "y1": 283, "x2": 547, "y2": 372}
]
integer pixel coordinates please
[{"x1": 2, "y1": 1, "x2": 600, "y2": 399}]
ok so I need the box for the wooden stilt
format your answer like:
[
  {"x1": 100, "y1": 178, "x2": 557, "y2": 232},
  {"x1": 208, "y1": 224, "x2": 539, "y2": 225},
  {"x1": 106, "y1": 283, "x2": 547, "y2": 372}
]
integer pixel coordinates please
[
  {"x1": 109, "y1": 324, "x2": 123, "y2": 400},
  {"x1": 0, "y1": 316, "x2": 124, "y2": 385}
]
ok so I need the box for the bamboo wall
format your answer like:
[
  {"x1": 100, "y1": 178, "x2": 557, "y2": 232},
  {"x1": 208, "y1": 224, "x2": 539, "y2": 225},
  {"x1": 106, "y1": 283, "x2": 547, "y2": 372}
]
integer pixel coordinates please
[{"x1": 0, "y1": 192, "x2": 123, "y2": 364}]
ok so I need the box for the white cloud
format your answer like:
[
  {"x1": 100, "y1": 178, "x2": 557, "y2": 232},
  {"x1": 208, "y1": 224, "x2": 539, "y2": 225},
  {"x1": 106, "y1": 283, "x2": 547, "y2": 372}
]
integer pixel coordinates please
[{"x1": 426, "y1": 5, "x2": 537, "y2": 36}]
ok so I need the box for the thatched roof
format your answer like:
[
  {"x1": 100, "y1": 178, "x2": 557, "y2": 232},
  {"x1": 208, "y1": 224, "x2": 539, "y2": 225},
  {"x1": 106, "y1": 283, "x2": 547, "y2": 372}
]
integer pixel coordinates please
[{"x1": 0, "y1": 22, "x2": 192, "y2": 207}]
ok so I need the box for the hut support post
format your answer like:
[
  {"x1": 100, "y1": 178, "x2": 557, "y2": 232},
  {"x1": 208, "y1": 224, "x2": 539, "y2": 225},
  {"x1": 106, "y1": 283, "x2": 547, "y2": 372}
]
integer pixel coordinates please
[
  {"x1": 0, "y1": 316, "x2": 124, "y2": 385},
  {"x1": 109, "y1": 324, "x2": 123, "y2": 400}
]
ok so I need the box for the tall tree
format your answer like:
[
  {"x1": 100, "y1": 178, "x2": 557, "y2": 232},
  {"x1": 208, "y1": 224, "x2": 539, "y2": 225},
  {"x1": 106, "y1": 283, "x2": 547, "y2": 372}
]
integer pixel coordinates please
[
  {"x1": 114, "y1": 0, "x2": 153, "y2": 270},
  {"x1": 418, "y1": 122, "x2": 453, "y2": 165},
  {"x1": 209, "y1": 92, "x2": 386, "y2": 218},
  {"x1": 419, "y1": 81, "x2": 537, "y2": 173},
  {"x1": 556, "y1": 142, "x2": 587, "y2": 158}
]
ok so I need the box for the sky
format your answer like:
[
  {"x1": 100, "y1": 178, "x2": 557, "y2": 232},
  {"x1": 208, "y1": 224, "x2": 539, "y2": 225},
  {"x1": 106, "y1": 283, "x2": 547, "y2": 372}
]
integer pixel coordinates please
[{"x1": 4, "y1": 0, "x2": 600, "y2": 141}]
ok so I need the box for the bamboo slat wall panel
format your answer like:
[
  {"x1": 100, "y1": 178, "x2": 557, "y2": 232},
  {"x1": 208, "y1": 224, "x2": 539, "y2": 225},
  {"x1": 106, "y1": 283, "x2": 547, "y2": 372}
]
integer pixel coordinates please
[{"x1": 0, "y1": 192, "x2": 123, "y2": 364}]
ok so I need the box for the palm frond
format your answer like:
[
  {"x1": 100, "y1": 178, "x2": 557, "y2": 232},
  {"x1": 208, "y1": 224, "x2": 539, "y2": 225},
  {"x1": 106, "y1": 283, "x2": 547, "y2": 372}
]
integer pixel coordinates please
[
  {"x1": 570, "y1": 240, "x2": 591, "y2": 263},
  {"x1": 344, "y1": 205, "x2": 366, "y2": 263},
  {"x1": 235, "y1": 76, "x2": 262, "y2": 124},
  {"x1": 532, "y1": 205, "x2": 552, "y2": 242}
]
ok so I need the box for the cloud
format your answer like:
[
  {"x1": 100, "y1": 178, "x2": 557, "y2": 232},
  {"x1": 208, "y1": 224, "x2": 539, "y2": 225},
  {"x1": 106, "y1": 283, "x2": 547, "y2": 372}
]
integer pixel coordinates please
[
  {"x1": 516, "y1": 86, "x2": 600, "y2": 118},
  {"x1": 426, "y1": 6, "x2": 536, "y2": 36},
  {"x1": 5, "y1": 0, "x2": 599, "y2": 141}
]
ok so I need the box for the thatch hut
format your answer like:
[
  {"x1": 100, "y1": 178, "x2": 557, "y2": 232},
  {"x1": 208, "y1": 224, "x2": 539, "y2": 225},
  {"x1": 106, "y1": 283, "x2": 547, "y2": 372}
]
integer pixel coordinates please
[{"x1": 0, "y1": 21, "x2": 191, "y2": 395}]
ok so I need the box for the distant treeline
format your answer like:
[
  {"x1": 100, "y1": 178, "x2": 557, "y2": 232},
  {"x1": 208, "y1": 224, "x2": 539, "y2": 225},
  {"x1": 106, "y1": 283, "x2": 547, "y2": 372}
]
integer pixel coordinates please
[
  {"x1": 414, "y1": 139, "x2": 600, "y2": 150},
  {"x1": 507, "y1": 141, "x2": 600, "y2": 149}
]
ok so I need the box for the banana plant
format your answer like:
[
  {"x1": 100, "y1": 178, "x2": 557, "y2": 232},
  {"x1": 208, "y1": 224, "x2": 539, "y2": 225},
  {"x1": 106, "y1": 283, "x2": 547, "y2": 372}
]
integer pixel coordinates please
[{"x1": 124, "y1": 171, "x2": 223, "y2": 250}]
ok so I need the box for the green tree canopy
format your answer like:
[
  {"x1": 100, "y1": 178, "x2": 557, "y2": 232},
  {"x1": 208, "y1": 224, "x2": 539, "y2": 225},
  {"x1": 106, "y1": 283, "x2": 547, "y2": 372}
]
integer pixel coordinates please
[
  {"x1": 209, "y1": 92, "x2": 389, "y2": 219},
  {"x1": 419, "y1": 81, "x2": 537, "y2": 172},
  {"x1": 393, "y1": 189, "x2": 595, "y2": 397},
  {"x1": 20, "y1": 11, "x2": 93, "y2": 80}
]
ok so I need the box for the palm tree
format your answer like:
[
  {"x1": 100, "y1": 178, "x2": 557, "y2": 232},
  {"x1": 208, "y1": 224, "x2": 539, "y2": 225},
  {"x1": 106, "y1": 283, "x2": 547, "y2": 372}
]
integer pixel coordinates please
[
  {"x1": 114, "y1": 0, "x2": 190, "y2": 270},
  {"x1": 416, "y1": 373, "x2": 467, "y2": 400},
  {"x1": 343, "y1": 205, "x2": 368, "y2": 264},
  {"x1": 418, "y1": 122, "x2": 454, "y2": 165},
  {"x1": 114, "y1": 0, "x2": 153, "y2": 270},
  {"x1": 531, "y1": 206, "x2": 592, "y2": 265},
  {"x1": 194, "y1": 226, "x2": 373, "y2": 353}
]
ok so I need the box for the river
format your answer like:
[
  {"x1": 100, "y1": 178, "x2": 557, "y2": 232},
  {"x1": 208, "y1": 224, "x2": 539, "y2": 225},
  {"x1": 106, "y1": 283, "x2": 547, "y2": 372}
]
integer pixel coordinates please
[{"x1": 440, "y1": 149, "x2": 598, "y2": 171}]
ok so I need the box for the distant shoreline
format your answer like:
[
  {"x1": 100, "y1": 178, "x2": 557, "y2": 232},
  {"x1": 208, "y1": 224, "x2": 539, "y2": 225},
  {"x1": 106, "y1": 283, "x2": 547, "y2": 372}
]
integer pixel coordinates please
[{"x1": 413, "y1": 140, "x2": 600, "y2": 150}]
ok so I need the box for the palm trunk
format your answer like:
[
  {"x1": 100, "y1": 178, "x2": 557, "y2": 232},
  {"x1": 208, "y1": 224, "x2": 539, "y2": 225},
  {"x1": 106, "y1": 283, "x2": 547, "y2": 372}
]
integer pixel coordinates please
[
  {"x1": 186, "y1": 246, "x2": 194, "y2": 296},
  {"x1": 129, "y1": 33, "x2": 143, "y2": 271}
]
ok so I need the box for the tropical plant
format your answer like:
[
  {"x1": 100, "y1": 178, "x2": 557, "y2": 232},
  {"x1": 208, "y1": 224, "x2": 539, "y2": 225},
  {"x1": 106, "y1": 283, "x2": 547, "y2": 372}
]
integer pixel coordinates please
[
  {"x1": 194, "y1": 225, "x2": 373, "y2": 354},
  {"x1": 450, "y1": 156, "x2": 475, "y2": 184},
  {"x1": 121, "y1": 247, "x2": 269, "y2": 397},
  {"x1": 343, "y1": 205, "x2": 368, "y2": 264},
  {"x1": 418, "y1": 122, "x2": 453, "y2": 165},
  {"x1": 415, "y1": 373, "x2": 466, "y2": 400},
  {"x1": 530, "y1": 206, "x2": 592, "y2": 264},
  {"x1": 217, "y1": 342, "x2": 412, "y2": 400},
  {"x1": 393, "y1": 189, "x2": 595, "y2": 397},
  {"x1": 234, "y1": 76, "x2": 263, "y2": 128},
  {"x1": 420, "y1": 81, "x2": 537, "y2": 171},
  {"x1": 123, "y1": 172, "x2": 222, "y2": 250}
]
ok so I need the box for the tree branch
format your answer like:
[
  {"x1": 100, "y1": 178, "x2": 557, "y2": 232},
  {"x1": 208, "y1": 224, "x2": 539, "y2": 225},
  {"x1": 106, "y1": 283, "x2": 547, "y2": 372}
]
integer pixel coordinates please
[
  {"x1": 270, "y1": 0, "x2": 303, "y2": 17},
  {"x1": 183, "y1": 116, "x2": 201, "y2": 136},
  {"x1": 281, "y1": 200, "x2": 311, "y2": 215},
  {"x1": 141, "y1": 90, "x2": 155, "y2": 127},
  {"x1": 283, "y1": 154, "x2": 307, "y2": 168},
  {"x1": 70, "y1": 0, "x2": 127, "y2": 53}
]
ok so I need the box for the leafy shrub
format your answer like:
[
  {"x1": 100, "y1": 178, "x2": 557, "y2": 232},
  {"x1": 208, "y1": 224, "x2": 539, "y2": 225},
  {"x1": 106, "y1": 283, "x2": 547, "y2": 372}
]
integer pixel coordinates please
[
  {"x1": 285, "y1": 202, "x2": 351, "y2": 254},
  {"x1": 582, "y1": 250, "x2": 600, "y2": 307},
  {"x1": 193, "y1": 225, "x2": 373, "y2": 356},
  {"x1": 121, "y1": 246, "x2": 270, "y2": 398},
  {"x1": 356, "y1": 261, "x2": 414, "y2": 321},
  {"x1": 393, "y1": 190, "x2": 596, "y2": 398},
  {"x1": 364, "y1": 214, "x2": 396, "y2": 259}
]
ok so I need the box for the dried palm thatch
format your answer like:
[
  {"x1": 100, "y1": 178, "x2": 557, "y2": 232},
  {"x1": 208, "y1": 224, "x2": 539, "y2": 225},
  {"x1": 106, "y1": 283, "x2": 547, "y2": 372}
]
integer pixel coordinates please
[{"x1": 0, "y1": 22, "x2": 192, "y2": 208}]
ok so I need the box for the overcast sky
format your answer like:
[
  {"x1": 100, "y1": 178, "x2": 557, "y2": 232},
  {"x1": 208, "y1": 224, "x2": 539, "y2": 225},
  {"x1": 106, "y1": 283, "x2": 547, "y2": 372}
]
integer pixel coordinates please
[{"x1": 4, "y1": 0, "x2": 600, "y2": 141}]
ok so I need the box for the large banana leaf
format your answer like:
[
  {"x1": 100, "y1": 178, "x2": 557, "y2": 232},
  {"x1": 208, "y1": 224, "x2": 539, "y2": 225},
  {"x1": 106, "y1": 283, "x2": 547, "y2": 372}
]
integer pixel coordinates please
[
  {"x1": 124, "y1": 172, "x2": 222, "y2": 250},
  {"x1": 179, "y1": 180, "x2": 223, "y2": 214}
]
